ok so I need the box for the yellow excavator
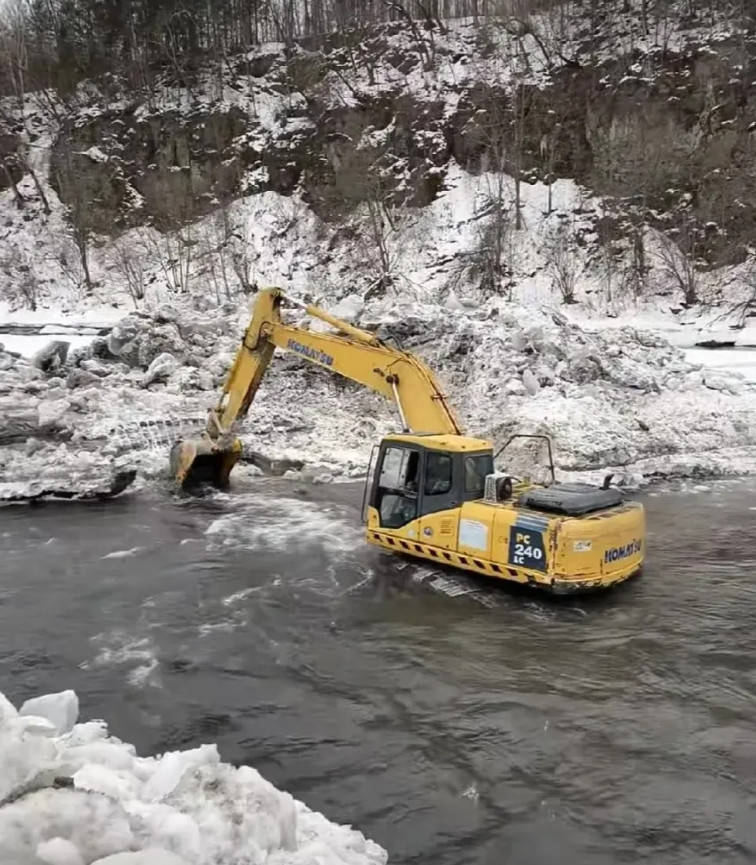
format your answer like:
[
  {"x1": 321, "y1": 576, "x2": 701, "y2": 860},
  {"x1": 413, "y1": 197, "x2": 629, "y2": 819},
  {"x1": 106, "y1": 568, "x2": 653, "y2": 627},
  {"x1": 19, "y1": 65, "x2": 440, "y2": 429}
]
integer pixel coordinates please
[{"x1": 171, "y1": 288, "x2": 645, "y2": 595}]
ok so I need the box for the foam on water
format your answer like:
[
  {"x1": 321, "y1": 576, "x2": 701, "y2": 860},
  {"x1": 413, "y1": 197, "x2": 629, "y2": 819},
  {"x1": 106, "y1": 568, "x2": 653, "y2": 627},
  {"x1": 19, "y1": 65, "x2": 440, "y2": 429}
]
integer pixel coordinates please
[
  {"x1": 102, "y1": 547, "x2": 146, "y2": 560},
  {"x1": 203, "y1": 495, "x2": 364, "y2": 558},
  {"x1": 83, "y1": 632, "x2": 161, "y2": 690}
]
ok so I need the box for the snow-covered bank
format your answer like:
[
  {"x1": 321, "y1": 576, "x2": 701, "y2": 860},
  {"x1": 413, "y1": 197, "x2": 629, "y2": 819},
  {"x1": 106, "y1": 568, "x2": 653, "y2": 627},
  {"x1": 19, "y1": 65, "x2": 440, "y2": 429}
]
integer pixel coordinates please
[
  {"x1": 4, "y1": 286, "x2": 756, "y2": 496},
  {"x1": 0, "y1": 688, "x2": 387, "y2": 865}
]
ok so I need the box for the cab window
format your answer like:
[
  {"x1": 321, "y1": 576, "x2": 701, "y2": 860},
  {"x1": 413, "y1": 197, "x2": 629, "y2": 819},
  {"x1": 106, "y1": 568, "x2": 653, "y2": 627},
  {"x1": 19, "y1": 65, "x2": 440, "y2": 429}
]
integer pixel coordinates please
[
  {"x1": 379, "y1": 446, "x2": 419, "y2": 491},
  {"x1": 424, "y1": 452, "x2": 452, "y2": 496},
  {"x1": 464, "y1": 454, "x2": 494, "y2": 497}
]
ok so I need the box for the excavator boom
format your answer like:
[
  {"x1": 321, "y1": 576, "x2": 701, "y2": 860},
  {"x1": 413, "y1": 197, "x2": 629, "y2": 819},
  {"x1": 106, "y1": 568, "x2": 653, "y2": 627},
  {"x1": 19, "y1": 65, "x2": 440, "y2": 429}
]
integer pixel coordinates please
[{"x1": 171, "y1": 288, "x2": 462, "y2": 488}]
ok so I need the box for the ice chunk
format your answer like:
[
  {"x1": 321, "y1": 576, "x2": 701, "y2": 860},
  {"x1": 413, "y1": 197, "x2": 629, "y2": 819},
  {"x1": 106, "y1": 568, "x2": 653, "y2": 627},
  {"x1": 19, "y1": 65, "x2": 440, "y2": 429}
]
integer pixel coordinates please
[
  {"x1": 0, "y1": 687, "x2": 388, "y2": 865},
  {"x1": 37, "y1": 397, "x2": 73, "y2": 433},
  {"x1": 141, "y1": 352, "x2": 180, "y2": 387},
  {"x1": 20, "y1": 690, "x2": 79, "y2": 735},
  {"x1": 0, "y1": 789, "x2": 136, "y2": 862},
  {"x1": 73, "y1": 763, "x2": 142, "y2": 800},
  {"x1": 14, "y1": 714, "x2": 59, "y2": 737},
  {"x1": 0, "y1": 691, "x2": 18, "y2": 724},
  {"x1": 36, "y1": 837, "x2": 85, "y2": 865},
  {"x1": 141, "y1": 744, "x2": 220, "y2": 802}
]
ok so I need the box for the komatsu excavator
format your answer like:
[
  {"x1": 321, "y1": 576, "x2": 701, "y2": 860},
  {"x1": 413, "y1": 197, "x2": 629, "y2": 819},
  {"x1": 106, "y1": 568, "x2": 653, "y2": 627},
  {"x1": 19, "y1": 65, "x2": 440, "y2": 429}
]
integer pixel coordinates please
[{"x1": 171, "y1": 288, "x2": 645, "y2": 595}]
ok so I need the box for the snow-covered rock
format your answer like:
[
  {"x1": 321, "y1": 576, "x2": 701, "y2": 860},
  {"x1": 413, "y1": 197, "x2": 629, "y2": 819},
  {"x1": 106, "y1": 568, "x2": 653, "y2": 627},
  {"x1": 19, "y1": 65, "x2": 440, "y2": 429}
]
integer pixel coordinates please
[
  {"x1": 67, "y1": 368, "x2": 102, "y2": 389},
  {"x1": 0, "y1": 688, "x2": 388, "y2": 865},
  {"x1": 141, "y1": 353, "x2": 180, "y2": 387},
  {"x1": 32, "y1": 340, "x2": 70, "y2": 373},
  {"x1": 37, "y1": 398, "x2": 74, "y2": 434},
  {"x1": 136, "y1": 325, "x2": 185, "y2": 369}
]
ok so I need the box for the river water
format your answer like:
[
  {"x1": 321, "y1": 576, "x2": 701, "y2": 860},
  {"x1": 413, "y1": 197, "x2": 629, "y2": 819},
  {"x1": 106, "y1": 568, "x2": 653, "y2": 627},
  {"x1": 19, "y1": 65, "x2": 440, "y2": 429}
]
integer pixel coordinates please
[{"x1": 2, "y1": 476, "x2": 756, "y2": 865}]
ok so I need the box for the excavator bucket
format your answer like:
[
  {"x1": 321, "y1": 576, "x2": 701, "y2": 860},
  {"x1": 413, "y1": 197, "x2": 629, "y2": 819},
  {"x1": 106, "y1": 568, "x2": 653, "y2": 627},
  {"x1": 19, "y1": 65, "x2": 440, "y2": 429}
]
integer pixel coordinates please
[{"x1": 170, "y1": 435, "x2": 242, "y2": 490}]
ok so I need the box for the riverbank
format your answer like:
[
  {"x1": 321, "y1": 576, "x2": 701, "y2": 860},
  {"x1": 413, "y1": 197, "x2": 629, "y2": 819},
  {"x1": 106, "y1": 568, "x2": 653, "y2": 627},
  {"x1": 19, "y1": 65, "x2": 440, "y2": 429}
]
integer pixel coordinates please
[{"x1": 3, "y1": 290, "x2": 756, "y2": 500}]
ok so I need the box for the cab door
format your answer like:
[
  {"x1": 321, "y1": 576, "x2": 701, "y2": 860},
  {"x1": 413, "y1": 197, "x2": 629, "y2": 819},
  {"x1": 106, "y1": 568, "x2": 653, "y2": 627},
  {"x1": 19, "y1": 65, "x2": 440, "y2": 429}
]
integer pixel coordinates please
[
  {"x1": 418, "y1": 450, "x2": 460, "y2": 550},
  {"x1": 369, "y1": 442, "x2": 423, "y2": 531}
]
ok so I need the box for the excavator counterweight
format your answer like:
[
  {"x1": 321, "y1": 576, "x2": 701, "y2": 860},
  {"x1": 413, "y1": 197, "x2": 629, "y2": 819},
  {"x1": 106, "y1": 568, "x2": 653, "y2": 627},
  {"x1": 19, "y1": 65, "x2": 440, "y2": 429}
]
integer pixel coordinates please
[{"x1": 171, "y1": 288, "x2": 646, "y2": 595}]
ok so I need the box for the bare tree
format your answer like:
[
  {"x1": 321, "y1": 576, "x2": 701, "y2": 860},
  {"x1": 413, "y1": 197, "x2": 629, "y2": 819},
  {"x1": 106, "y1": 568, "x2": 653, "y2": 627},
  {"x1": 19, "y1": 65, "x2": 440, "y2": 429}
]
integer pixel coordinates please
[
  {"x1": 109, "y1": 235, "x2": 147, "y2": 308},
  {"x1": 543, "y1": 219, "x2": 580, "y2": 304},
  {"x1": 52, "y1": 140, "x2": 99, "y2": 293},
  {"x1": 0, "y1": 246, "x2": 40, "y2": 310},
  {"x1": 355, "y1": 191, "x2": 421, "y2": 298},
  {"x1": 653, "y1": 226, "x2": 700, "y2": 306},
  {"x1": 193, "y1": 205, "x2": 255, "y2": 306}
]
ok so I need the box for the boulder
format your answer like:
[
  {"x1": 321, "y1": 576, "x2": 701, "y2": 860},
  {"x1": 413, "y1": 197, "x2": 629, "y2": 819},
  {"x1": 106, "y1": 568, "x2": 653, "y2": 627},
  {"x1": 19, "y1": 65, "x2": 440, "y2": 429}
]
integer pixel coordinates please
[
  {"x1": 137, "y1": 323, "x2": 185, "y2": 369},
  {"x1": 31, "y1": 340, "x2": 69, "y2": 373},
  {"x1": 37, "y1": 398, "x2": 74, "y2": 434},
  {"x1": 67, "y1": 369, "x2": 101, "y2": 389},
  {"x1": 107, "y1": 318, "x2": 141, "y2": 358},
  {"x1": 141, "y1": 352, "x2": 179, "y2": 387},
  {"x1": 152, "y1": 302, "x2": 180, "y2": 324},
  {"x1": 522, "y1": 368, "x2": 540, "y2": 395}
]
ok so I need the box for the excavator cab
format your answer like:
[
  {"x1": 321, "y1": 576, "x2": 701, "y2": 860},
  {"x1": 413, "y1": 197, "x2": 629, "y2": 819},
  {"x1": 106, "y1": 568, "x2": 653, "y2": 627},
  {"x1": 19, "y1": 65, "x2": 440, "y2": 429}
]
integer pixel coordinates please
[{"x1": 363, "y1": 433, "x2": 495, "y2": 531}]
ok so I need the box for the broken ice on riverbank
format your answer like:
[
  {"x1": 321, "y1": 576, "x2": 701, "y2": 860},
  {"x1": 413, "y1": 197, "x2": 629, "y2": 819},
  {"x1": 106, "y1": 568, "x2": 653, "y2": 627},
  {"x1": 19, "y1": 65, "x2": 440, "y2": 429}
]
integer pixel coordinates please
[
  {"x1": 7, "y1": 284, "x2": 756, "y2": 493},
  {"x1": 0, "y1": 688, "x2": 388, "y2": 865}
]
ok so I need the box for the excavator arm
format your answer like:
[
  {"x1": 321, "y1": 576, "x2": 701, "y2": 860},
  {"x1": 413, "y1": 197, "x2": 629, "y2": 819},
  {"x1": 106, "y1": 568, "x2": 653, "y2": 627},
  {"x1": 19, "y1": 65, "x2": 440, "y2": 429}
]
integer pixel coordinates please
[
  {"x1": 215, "y1": 287, "x2": 462, "y2": 435},
  {"x1": 171, "y1": 287, "x2": 462, "y2": 488}
]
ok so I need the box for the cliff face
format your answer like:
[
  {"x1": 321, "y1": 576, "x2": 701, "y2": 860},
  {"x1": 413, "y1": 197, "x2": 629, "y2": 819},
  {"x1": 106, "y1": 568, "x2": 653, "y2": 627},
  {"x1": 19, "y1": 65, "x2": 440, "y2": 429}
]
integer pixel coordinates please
[{"x1": 31, "y1": 9, "x2": 756, "y2": 274}]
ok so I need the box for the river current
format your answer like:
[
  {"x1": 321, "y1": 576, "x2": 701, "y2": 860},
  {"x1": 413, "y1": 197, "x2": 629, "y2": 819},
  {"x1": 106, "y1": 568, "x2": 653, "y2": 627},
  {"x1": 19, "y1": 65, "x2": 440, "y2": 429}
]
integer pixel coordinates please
[{"x1": 2, "y1": 476, "x2": 756, "y2": 865}]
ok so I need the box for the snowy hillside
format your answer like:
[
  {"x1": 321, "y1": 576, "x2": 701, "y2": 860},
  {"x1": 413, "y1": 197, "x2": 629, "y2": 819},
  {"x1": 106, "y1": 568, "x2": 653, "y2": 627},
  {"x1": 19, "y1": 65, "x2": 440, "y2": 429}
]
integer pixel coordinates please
[{"x1": 4, "y1": 1, "x2": 756, "y2": 496}]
